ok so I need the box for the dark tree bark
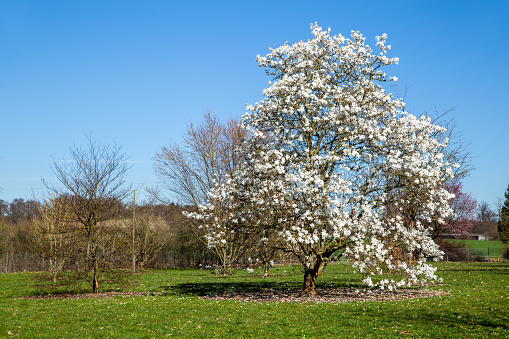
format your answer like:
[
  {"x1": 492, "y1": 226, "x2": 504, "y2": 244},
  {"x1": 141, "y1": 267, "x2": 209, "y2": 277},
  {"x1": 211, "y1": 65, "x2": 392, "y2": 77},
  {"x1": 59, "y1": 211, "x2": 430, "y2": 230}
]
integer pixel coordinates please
[{"x1": 302, "y1": 256, "x2": 329, "y2": 295}]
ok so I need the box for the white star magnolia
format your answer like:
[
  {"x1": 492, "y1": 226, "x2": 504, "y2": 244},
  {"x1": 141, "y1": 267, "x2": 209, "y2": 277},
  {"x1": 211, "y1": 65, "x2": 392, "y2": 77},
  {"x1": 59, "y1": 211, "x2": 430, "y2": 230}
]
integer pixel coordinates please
[{"x1": 185, "y1": 23, "x2": 454, "y2": 290}]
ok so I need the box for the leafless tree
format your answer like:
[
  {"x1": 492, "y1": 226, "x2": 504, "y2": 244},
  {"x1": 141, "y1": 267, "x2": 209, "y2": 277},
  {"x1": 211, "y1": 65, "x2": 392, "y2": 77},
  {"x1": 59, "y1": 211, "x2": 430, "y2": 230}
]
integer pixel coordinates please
[
  {"x1": 153, "y1": 111, "x2": 246, "y2": 206},
  {"x1": 472, "y1": 201, "x2": 499, "y2": 239},
  {"x1": 44, "y1": 135, "x2": 132, "y2": 293},
  {"x1": 429, "y1": 109, "x2": 474, "y2": 180},
  {"x1": 128, "y1": 202, "x2": 166, "y2": 271},
  {"x1": 153, "y1": 112, "x2": 248, "y2": 273}
]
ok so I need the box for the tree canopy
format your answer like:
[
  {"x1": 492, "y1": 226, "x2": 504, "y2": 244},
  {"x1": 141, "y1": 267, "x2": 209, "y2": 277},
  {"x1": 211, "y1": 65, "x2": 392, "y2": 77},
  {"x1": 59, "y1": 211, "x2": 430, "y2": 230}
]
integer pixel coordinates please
[{"x1": 185, "y1": 24, "x2": 457, "y2": 293}]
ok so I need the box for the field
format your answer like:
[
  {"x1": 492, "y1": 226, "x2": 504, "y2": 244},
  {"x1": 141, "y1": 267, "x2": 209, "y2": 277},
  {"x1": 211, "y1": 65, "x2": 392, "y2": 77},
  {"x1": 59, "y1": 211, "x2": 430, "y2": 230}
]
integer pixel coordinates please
[
  {"x1": 0, "y1": 262, "x2": 508, "y2": 338},
  {"x1": 446, "y1": 240, "x2": 507, "y2": 261}
]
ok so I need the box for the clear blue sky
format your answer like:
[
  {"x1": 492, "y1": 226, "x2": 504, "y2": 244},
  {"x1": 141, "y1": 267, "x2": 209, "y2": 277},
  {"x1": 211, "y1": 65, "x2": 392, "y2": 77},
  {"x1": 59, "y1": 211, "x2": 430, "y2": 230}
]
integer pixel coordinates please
[{"x1": 1, "y1": 0, "x2": 508, "y2": 208}]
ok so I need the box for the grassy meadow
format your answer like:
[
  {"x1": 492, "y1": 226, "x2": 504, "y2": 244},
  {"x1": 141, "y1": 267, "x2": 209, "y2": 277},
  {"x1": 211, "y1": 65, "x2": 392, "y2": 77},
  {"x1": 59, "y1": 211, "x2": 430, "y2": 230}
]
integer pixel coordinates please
[
  {"x1": 0, "y1": 262, "x2": 508, "y2": 338},
  {"x1": 446, "y1": 240, "x2": 507, "y2": 260}
]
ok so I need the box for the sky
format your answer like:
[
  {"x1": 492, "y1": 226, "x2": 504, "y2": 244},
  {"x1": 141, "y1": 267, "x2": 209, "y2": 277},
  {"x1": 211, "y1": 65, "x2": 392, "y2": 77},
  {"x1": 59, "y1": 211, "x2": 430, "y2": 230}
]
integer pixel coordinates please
[{"x1": 0, "y1": 0, "x2": 508, "y2": 208}]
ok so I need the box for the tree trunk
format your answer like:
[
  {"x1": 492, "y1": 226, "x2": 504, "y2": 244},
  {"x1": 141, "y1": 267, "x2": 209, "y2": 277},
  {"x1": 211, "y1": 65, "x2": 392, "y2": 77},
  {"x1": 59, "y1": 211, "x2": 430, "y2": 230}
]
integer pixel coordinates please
[
  {"x1": 263, "y1": 265, "x2": 269, "y2": 277},
  {"x1": 302, "y1": 257, "x2": 329, "y2": 294},
  {"x1": 48, "y1": 257, "x2": 55, "y2": 284},
  {"x1": 91, "y1": 238, "x2": 99, "y2": 293},
  {"x1": 92, "y1": 266, "x2": 99, "y2": 293},
  {"x1": 302, "y1": 268, "x2": 318, "y2": 294}
]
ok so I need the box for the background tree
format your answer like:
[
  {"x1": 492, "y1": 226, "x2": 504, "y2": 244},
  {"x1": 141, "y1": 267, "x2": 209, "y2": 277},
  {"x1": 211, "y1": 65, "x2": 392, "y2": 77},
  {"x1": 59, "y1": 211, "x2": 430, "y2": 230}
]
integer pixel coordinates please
[
  {"x1": 30, "y1": 196, "x2": 74, "y2": 283},
  {"x1": 154, "y1": 112, "x2": 248, "y2": 274},
  {"x1": 390, "y1": 90, "x2": 475, "y2": 242},
  {"x1": 153, "y1": 112, "x2": 246, "y2": 206},
  {"x1": 189, "y1": 24, "x2": 455, "y2": 293},
  {"x1": 472, "y1": 201, "x2": 499, "y2": 239},
  {"x1": 0, "y1": 198, "x2": 37, "y2": 254},
  {"x1": 428, "y1": 179, "x2": 477, "y2": 239},
  {"x1": 8, "y1": 198, "x2": 38, "y2": 223},
  {"x1": 386, "y1": 87, "x2": 475, "y2": 239},
  {"x1": 129, "y1": 202, "x2": 166, "y2": 271},
  {"x1": 0, "y1": 212, "x2": 13, "y2": 255},
  {"x1": 44, "y1": 136, "x2": 132, "y2": 293},
  {"x1": 432, "y1": 112, "x2": 473, "y2": 181},
  {"x1": 0, "y1": 199, "x2": 8, "y2": 216},
  {"x1": 183, "y1": 136, "x2": 291, "y2": 275},
  {"x1": 498, "y1": 184, "x2": 509, "y2": 244}
]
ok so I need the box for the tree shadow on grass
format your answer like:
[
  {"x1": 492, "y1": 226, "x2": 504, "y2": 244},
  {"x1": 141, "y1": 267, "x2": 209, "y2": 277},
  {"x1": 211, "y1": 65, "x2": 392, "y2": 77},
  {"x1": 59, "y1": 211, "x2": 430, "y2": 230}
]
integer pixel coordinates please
[
  {"x1": 161, "y1": 281, "x2": 293, "y2": 296},
  {"x1": 160, "y1": 279, "x2": 364, "y2": 296}
]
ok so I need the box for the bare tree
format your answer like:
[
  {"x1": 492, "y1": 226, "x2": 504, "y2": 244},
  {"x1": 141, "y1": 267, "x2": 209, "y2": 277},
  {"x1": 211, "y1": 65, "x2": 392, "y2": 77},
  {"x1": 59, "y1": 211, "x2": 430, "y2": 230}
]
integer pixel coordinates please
[
  {"x1": 0, "y1": 199, "x2": 36, "y2": 253},
  {"x1": 44, "y1": 135, "x2": 131, "y2": 293},
  {"x1": 153, "y1": 112, "x2": 250, "y2": 274},
  {"x1": 0, "y1": 199, "x2": 8, "y2": 216},
  {"x1": 128, "y1": 202, "x2": 166, "y2": 271},
  {"x1": 153, "y1": 112, "x2": 246, "y2": 206},
  {"x1": 472, "y1": 201, "x2": 499, "y2": 239},
  {"x1": 430, "y1": 109, "x2": 474, "y2": 180}
]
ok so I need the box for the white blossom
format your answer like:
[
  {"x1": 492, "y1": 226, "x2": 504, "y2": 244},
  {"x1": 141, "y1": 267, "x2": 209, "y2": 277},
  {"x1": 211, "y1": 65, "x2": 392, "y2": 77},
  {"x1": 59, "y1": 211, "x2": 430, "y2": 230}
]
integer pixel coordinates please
[{"x1": 185, "y1": 23, "x2": 454, "y2": 290}]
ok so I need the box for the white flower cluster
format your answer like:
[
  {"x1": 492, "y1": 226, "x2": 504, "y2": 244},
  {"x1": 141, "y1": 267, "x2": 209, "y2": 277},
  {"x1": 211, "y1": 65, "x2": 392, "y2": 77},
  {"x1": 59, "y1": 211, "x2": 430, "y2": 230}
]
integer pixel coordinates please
[{"x1": 185, "y1": 24, "x2": 454, "y2": 288}]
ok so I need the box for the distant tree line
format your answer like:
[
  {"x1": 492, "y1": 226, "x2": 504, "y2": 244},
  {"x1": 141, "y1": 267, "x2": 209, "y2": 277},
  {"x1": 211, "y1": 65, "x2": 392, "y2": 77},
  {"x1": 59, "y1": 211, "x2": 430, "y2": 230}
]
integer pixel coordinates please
[{"x1": 0, "y1": 198, "x2": 209, "y2": 272}]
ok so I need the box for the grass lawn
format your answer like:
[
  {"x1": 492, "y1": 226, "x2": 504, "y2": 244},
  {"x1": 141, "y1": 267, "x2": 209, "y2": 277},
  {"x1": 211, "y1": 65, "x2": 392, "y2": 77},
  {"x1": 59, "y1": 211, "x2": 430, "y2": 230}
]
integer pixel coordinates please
[
  {"x1": 446, "y1": 240, "x2": 507, "y2": 260},
  {"x1": 0, "y1": 262, "x2": 508, "y2": 338}
]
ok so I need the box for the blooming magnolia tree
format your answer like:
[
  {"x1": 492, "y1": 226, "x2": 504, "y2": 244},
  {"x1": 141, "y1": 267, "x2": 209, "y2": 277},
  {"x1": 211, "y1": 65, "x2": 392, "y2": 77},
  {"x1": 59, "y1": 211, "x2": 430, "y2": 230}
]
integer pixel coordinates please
[
  {"x1": 186, "y1": 24, "x2": 456, "y2": 293},
  {"x1": 384, "y1": 179, "x2": 476, "y2": 242},
  {"x1": 186, "y1": 140, "x2": 290, "y2": 275}
]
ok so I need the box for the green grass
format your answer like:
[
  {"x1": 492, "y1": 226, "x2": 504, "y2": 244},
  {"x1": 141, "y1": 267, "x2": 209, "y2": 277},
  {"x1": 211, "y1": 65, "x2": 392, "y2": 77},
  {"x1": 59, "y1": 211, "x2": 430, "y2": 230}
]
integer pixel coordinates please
[
  {"x1": 450, "y1": 240, "x2": 506, "y2": 249},
  {"x1": 447, "y1": 240, "x2": 507, "y2": 259},
  {"x1": 1, "y1": 262, "x2": 508, "y2": 338}
]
